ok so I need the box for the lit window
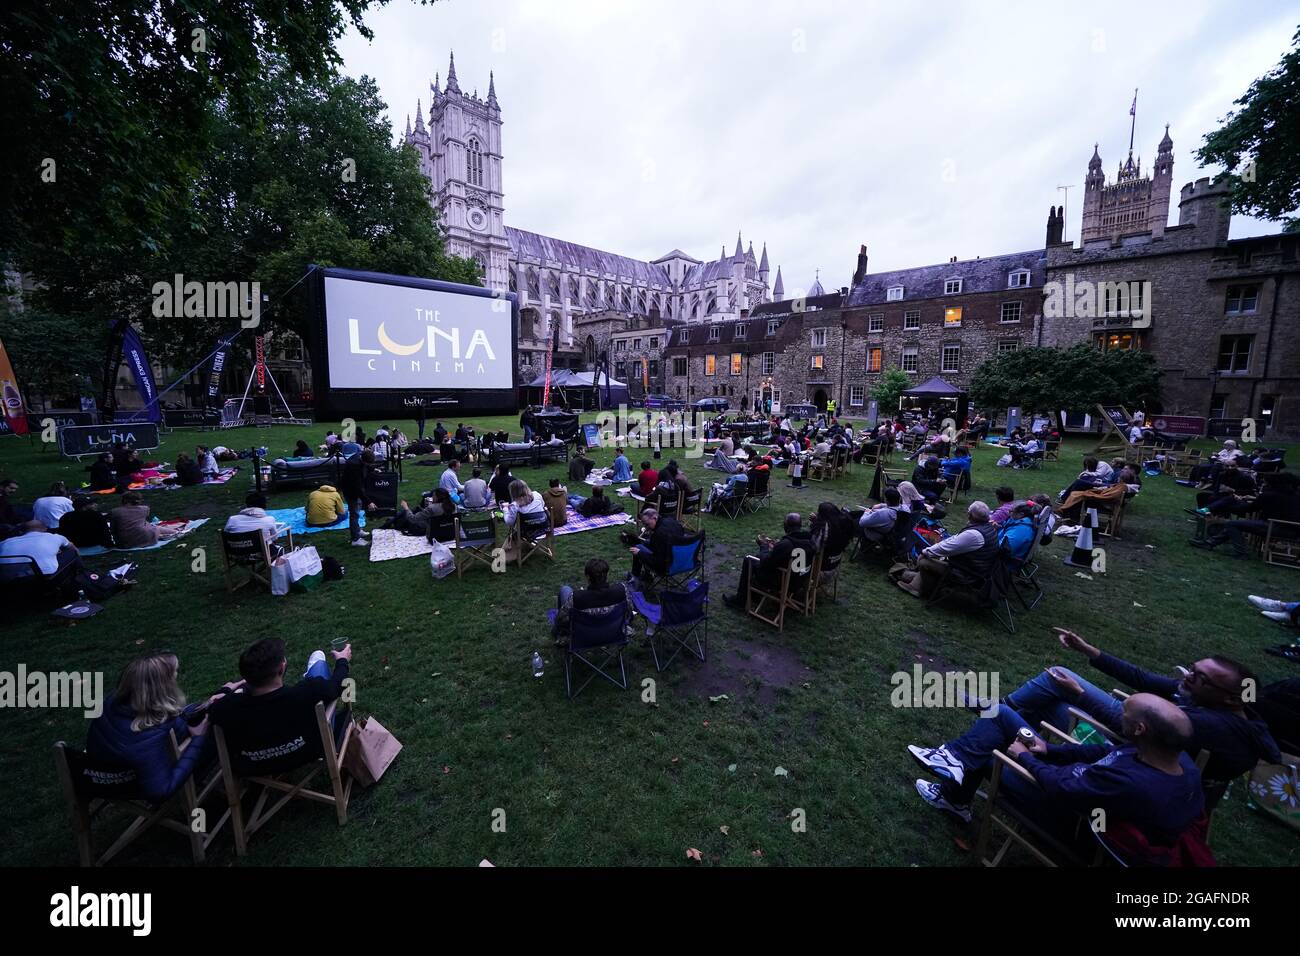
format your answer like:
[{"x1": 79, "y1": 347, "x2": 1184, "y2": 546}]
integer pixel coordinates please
[
  {"x1": 705, "y1": 355, "x2": 717, "y2": 376},
  {"x1": 810, "y1": 354, "x2": 825, "y2": 371},
  {"x1": 731, "y1": 353, "x2": 742, "y2": 375},
  {"x1": 944, "y1": 307, "x2": 962, "y2": 327},
  {"x1": 867, "y1": 347, "x2": 883, "y2": 373}
]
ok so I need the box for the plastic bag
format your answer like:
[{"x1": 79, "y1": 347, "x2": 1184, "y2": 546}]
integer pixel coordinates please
[
  {"x1": 429, "y1": 541, "x2": 455, "y2": 579},
  {"x1": 271, "y1": 557, "x2": 291, "y2": 596}
]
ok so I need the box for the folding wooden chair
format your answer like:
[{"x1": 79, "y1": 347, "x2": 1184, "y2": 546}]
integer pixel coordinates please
[
  {"x1": 454, "y1": 511, "x2": 498, "y2": 577},
  {"x1": 806, "y1": 453, "x2": 833, "y2": 482},
  {"x1": 1166, "y1": 447, "x2": 1201, "y2": 478},
  {"x1": 213, "y1": 700, "x2": 354, "y2": 857},
  {"x1": 811, "y1": 545, "x2": 845, "y2": 611},
  {"x1": 54, "y1": 732, "x2": 229, "y2": 866},
  {"x1": 511, "y1": 509, "x2": 555, "y2": 567},
  {"x1": 744, "y1": 559, "x2": 813, "y2": 632},
  {"x1": 1262, "y1": 519, "x2": 1300, "y2": 568},
  {"x1": 1094, "y1": 495, "x2": 1126, "y2": 538},
  {"x1": 221, "y1": 528, "x2": 287, "y2": 592},
  {"x1": 679, "y1": 487, "x2": 704, "y2": 533},
  {"x1": 1043, "y1": 438, "x2": 1062, "y2": 463}
]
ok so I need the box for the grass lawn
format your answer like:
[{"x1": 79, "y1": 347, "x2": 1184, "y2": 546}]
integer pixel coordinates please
[{"x1": 2, "y1": 416, "x2": 1297, "y2": 867}]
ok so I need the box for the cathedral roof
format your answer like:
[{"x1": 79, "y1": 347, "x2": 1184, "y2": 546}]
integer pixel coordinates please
[
  {"x1": 507, "y1": 227, "x2": 671, "y2": 285},
  {"x1": 846, "y1": 249, "x2": 1045, "y2": 308},
  {"x1": 651, "y1": 249, "x2": 701, "y2": 264}
]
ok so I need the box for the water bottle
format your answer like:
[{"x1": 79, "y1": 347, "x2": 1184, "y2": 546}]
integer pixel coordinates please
[
  {"x1": 77, "y1": 590, "x2": 87, "y2": 604},
  {"x1": 531, "y1": 651, "x2": 544, "y2": 679}
]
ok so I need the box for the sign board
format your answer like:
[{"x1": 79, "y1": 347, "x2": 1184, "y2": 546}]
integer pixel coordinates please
[
  {"x1": 581, "y1": 422, "x2": 603, "y2": 449},
  {"x1": 866, "y1": 400, "x2": 879, "y2": 429},
  {"x1": 363, "y1": 469, "x2": 400, "y2": 517},
  {"x1": 0, "y1": 411, "x2": 96, "y2": 436},
  {"x1": 164, "y1": 407, "x2": 221, "y2": 428},
  {"x1": 1150, "y1": 414, "x2": 1205, "y2": 438},
  {"x1": 58, "y1": 423, "x2": 161, "y2": 459},
  {"x1": 1005, "y1": 407, "x2": 1022, "y2": 433},
  {"x1": 1100, "y1": 405, "x2": 1130, "y2": 429}
]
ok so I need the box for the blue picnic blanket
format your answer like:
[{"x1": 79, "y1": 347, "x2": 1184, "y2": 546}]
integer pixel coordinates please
[{"x1": 266, "y1": 507, "x2": 366, "y2": 536}]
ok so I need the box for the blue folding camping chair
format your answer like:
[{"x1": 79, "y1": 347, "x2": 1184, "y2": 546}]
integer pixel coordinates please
[
  {"x1": 630, "y1": 580, "x2": 708, "y2": 673},
  {"x1": 644, "y1": 531, "x2": 705, "y2": 592}
]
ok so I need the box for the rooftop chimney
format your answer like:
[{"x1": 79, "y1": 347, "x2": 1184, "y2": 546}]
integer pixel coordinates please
[{"x1": 851, "y1": 244, "x2": 869, "y2": 286}]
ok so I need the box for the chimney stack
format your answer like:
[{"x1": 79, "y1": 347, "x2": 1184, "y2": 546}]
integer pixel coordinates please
[{"x1": 851, "y1": 244, "x2": 869, "y2": 286}]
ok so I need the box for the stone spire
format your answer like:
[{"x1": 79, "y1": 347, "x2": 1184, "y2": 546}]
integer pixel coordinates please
[
  {"x1": 734, "y1": 231, "x2": 743, "y2": 258},
  {"x1": 404, "y1": 114, "x2": 411, "y2": 139},
  {"x1": 758, "y1": 242, "x2": 769, "y2": 274},
  {"x1": 446, "y1": 51, "x2": 460, "y2": 93},
  {"x1": 414, "y1": 99, "x2": 424, "y2": 133},
  {"x1": 772, "y1": 266, "x2": 784, "y2": 300},
  {"x1": 487, "y1": 71, "x2": 498, "y2": 109}
]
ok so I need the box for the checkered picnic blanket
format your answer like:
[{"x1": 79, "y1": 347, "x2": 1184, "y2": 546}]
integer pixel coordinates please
[{"x1": 87, "y1": 466, "x2": 239, "y2": 494}]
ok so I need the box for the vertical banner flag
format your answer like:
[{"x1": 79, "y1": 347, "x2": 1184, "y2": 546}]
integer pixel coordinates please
[
  {"x1": 255, "y1": 334, "x2": 267, "y2": 392},
  {"x1": 206, "y1": 336, "x2": 232, "y2": 407},
  {"x1": 0, "y1": 336, "x2": 29, "y2": 435},
  {"x1": 642, "y1": 358, "x2": 649, "y2": 396},
  {"x1": 541, "y1": 317, "x2": 558, "y2": 408},
  {"x1": 118, "y1": 324, "x2": 161, "y2": 423}
]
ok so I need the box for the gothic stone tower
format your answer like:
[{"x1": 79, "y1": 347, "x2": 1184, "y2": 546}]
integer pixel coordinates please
[
  {"x1": 1080, "y1": 124, "x2": 1174, "y2": 243},
  {"x1": 404, "y1": 52, "x2": 510, "y2": 291}
]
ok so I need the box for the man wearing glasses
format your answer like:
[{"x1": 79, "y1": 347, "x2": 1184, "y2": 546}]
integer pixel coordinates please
[{"x1": 995, "y1": 627, "x2": 1280, "y2": 784}]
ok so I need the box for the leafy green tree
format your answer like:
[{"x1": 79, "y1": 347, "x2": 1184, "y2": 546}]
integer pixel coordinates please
[
  {"x1": 1197, "y1": 27, "x2": 1300, "y2": 231},
  {"x1": 870, "y1": 367, "x2": 912, "y2": 414},
  {"x1": 968, "y1": 345, "x2": 1162, "y2": 414}
]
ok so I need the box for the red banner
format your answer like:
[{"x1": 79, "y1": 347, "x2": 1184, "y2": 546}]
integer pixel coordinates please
[
  {"x1": 1150, "y1": 414, "x2": 1205, "y2": 437},
  {"x1": 0, "y1": 337, "x2": 29, "y2": 435}
]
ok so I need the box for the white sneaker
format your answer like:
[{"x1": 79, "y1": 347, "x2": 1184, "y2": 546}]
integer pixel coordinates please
[
  {"x1": 1262, "y1": 610, "x2": 1293, "y2": 623},
  {"x1": 1249, "y1": 595, "x2": 1289, "y2": 613},
  {"x1": 907, "y1": 744, "x2": 966, "y2": 786},
  {"x1": 303, "y1": 650, "x2": 326, "y2": 677},
  {"x1": 351, "y1": 538, "x2": 369, "y2": 547},
  {"x1": 915, "y1": 779, "x2": 972, "y2": 823}
]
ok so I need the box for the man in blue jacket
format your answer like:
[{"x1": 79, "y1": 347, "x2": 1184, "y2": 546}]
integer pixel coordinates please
[{"x1": 909, "y1": 692, "x2": 1205, "y2": 853}]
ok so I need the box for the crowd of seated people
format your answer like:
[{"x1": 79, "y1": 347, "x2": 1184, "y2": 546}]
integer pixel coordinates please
[{"x1": 1190, "y1": 470, "x2": 1300, "y2": 558}]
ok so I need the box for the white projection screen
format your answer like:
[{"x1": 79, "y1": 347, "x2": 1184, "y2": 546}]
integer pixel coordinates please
[{"x1": 312, "y1": 267, "x2": 518, "y2": 417}]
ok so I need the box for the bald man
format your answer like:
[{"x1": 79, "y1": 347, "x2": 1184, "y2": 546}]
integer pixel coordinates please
[
  {"x1": 898, "y1": 500, "x2": 1000, "y2": 599},
  {"x1": 910, "y1": 693, "x2": 1205, "y2": 851}
]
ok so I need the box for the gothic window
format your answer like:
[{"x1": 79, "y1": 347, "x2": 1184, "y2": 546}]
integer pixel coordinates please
[
  {"x1": 509, "y1": 270, "x2": 518, "y2": 294},
  {"x1": 547, "y1": 272, "x2": 561, "y2": 299},
  {"x1": 567, "y1": 275, "x2": 579, "y2": 302},
  {"x1": 473, "y1": 253, "x2": 486, "y2": 276},
  {"x1": 467, "y1": 136, "x2": 484, "y2": 186},
  {"x1": 527, "y1": 268, "x2": 540, "y2": 298},
  {"x1": 620, "y1": 287, "x2": 631, "y2": 311},
  {"x1": 586, "y1": 281, "x2": 598, "y2": 309}
]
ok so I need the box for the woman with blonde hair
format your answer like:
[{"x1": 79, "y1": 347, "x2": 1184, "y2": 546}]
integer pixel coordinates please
[
  {"x1": 85, "y1": 651, "x2": 234, "y2": 801},
  {"x1": 503, "y1": 478, "x2": 546, "y2": 529}
]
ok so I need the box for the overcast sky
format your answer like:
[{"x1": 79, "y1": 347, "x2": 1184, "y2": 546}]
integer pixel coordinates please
[{"x1": 338, "y1": 1, "x2": 1298, "y2": 297}]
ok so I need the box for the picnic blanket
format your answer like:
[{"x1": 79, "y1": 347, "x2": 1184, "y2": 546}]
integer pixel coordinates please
[
  {"x1": 266, "y1": 506, "x2": 366, "y2": 536},
  {"x1": 79, "y1": 518, "x2": 209, "y2": 556},
  {"x1": 87, "y1": 467, "x2": 239, "y2": 494},
  {"x1": 368, "y1": 506, "x2": 630, "y2": 562}
]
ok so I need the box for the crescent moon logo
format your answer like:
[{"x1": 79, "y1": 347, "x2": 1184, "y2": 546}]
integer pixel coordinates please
[{"x1": 377, "y1": 323, "x2": 424, "y2": 356}]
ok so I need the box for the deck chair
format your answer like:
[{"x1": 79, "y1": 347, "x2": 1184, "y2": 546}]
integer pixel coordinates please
[
  {"x1": 806, "y1": 453, "x2": 833, "y2": 482},
  {"x1": 454, "y1": 511, "x2": 498, "y2": 577},
  {"x1": 511, "y1": 509, "x2": 555, "y2": 567},
  {"x1": 1166, "y1": 447, "x2": 1201, "y2": 478},
  {"x1": 926, "y1": 558, "x2": 1016, "y2": 634},
  {"x1": 1263, "y1": 519, "x2": 1300, "y2": 568},
  {"x1": 1043, "y1": 438, "x2": 1062, "y2": 463},
  {"x1": 552, "y1": 600, "x2": 631, "y2": 699},
  {"x1": 644, "y1": 531, "x2": 705, "y2": 592},
  {"x1": 213, "y1": 699, "x2": 354, "y2": 857},
  {"x1": 745, "y1": 560, "x2": 813, "y2": 632},
  {"x1": 630, "y1": 580, "x2": 708, "y2": 672},
  {"x1": 1094, "y1": 494, "x2": 1126, "y2": 538},
  {"x1": 742, "y1": 467, "x2": 772, "y2": 512},
  {"x1": 651, "y1": 487, "x2": 682, "y2": 523},
  {"x1": 0, "y1": 550, "x2": 81, "y2": 608},
  {"x1": 811, "y1": 541, "x2": 847, "y2": 610},
  {"x1": 712, "y1": 478, "x2": 749, "y2": 519},
  {"x1": 221, "y1": 528, "x2": 285, "y2": 592},
  {"x1": 679, "y1": 487, "x2": 704, "y2": 533},
  {"x1": 1007, "y1": 506, "x2": 1053, "y2": 611},
  {"x1": 54, "y1": 732, "x2": 229, "y2": 866}
]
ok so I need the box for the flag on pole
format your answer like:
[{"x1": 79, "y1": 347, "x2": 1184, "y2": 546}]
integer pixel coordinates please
[{"x1": 0, "y1": 336, "x2": 29, "y2": 435}]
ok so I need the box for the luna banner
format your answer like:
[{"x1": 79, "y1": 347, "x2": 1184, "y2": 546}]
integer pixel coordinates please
[
  {"x1": 0, "y1": 336, "x2": 29, "y2": 436},
  {"x1": 117, "y1": 323, "x2": 161, "y2": 423},
  {"x1": 206, "y1": 336, "x2": 233, "y2": 407}
]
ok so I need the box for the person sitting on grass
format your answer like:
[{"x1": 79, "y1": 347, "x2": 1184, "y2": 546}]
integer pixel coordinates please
[
  {"x1": 502, "y1": 479, "x2": 546, "y2": 530},
  {"x1": 628, "y1": 506, "x2": 685, "y2": 580},
  {"x1": 306, "y1": 483, "x2": 346, "y2": 528},
  {"x1": 224, "y1": 491, "x2": 280, "y2": 546},
  {"x1": 489, "y1": 462, "x2": 515, "y2": 508},
  {"x1": 1247, "y1": 594, "x2": 1300, "y2": 627},
  {"x1": 209, "y1": 638, "x2": 352, "y2": 774},
  {"x1": 543, "y1": 478, "x2": 569, "y2": 528},
  {"x1": 439, "y1": 458, "x2": 465, "y2": 504},
  {"x1": 611, "y1": 447, "x2": 633, "y2": 482},
  {"x1": 87, "y1": 453, "x2": 116, "y2": 492},
  {"x1": 569, "y1": 449, "x2": 595, "y2": 483},
  {"x1": 996, "y1": 627, "x2": 1280, "y2": 787},
  {"x1": 574, "y1": 484, "x2": 622, "y2": 519},
  {"x1": 58, "y1": 496, "x2": 114, "y2": 550},
  {"x1": 166, "y1": 453, "x2": 204, "y2": 487},
  {"x1": 722, "y1": 512, "x2": 816, "y2": 609},
  {"x1": 908, "y1": 692, "x2": 1207, "y2": 862},
  {"x1": 86, "y1": 651, "x2": 239, "y2": 803},
  {"x1": 988, "y1": 486, "x2": 1018, "y2": 525},
  {"x1": 462, "y1": 467, "x2": 492, "y2": 510},
  {"x1": 196, "y1": 445, "x2": 219, "y2": 479},
  {"x1": 293, "y1": 440, "x2": 313, "y2": 458},
  {"x1": 111, "y1": 491, "x2": 181, "y2": 549},
  {"x1": 897, "y1": 500, "x2": 997, "y2": 599},
  {"x1": 32, "y1": 481, "x2": 74, "y2": 531},
  {"x1": 390, "y1": 488, "x2": 455, "y2": 538},
  {"x1": 551, "y1": 557, "x2": 629, "y2": 644},
  {"x1": 637, "y1": 460, "x2": 659, "y2": 497}
]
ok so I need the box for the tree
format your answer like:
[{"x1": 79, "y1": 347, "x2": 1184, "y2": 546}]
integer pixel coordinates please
[
  {"x1": 1196, "y1": 26, "x2": 1300, "y2": 231},
  {"x1": 870, "y1": 367, "x2": 912, "y2": 414},
  {"x1": 968, "y1": 345, "x2": 1162, "y2": 415}
]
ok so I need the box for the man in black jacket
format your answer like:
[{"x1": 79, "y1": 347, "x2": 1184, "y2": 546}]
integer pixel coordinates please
[
  {"x1": 723, "y1": 512, "x2": 815, "y2": 608},
  {"x1": 57, "y1": 496, "x2": 115, "y2": 549},
  {"x1": 210, "y1": 637, "x2": 352, "y2": 775},
  {"x1": 630, "y1": 506, "x2": 685, "y2": 579},
  {"x1": 338, "y1": 449, "x2": 374, "y2": 547},
  {"x1": 1191, "y1": 471, "x2": 1300, "y2": 557},
  {"x1": 1001, "y1": 627, "x2": 1280, "y2": 787},
  {"x1": 552, "y1": 558, "x2": 627, "y2": 642}
]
